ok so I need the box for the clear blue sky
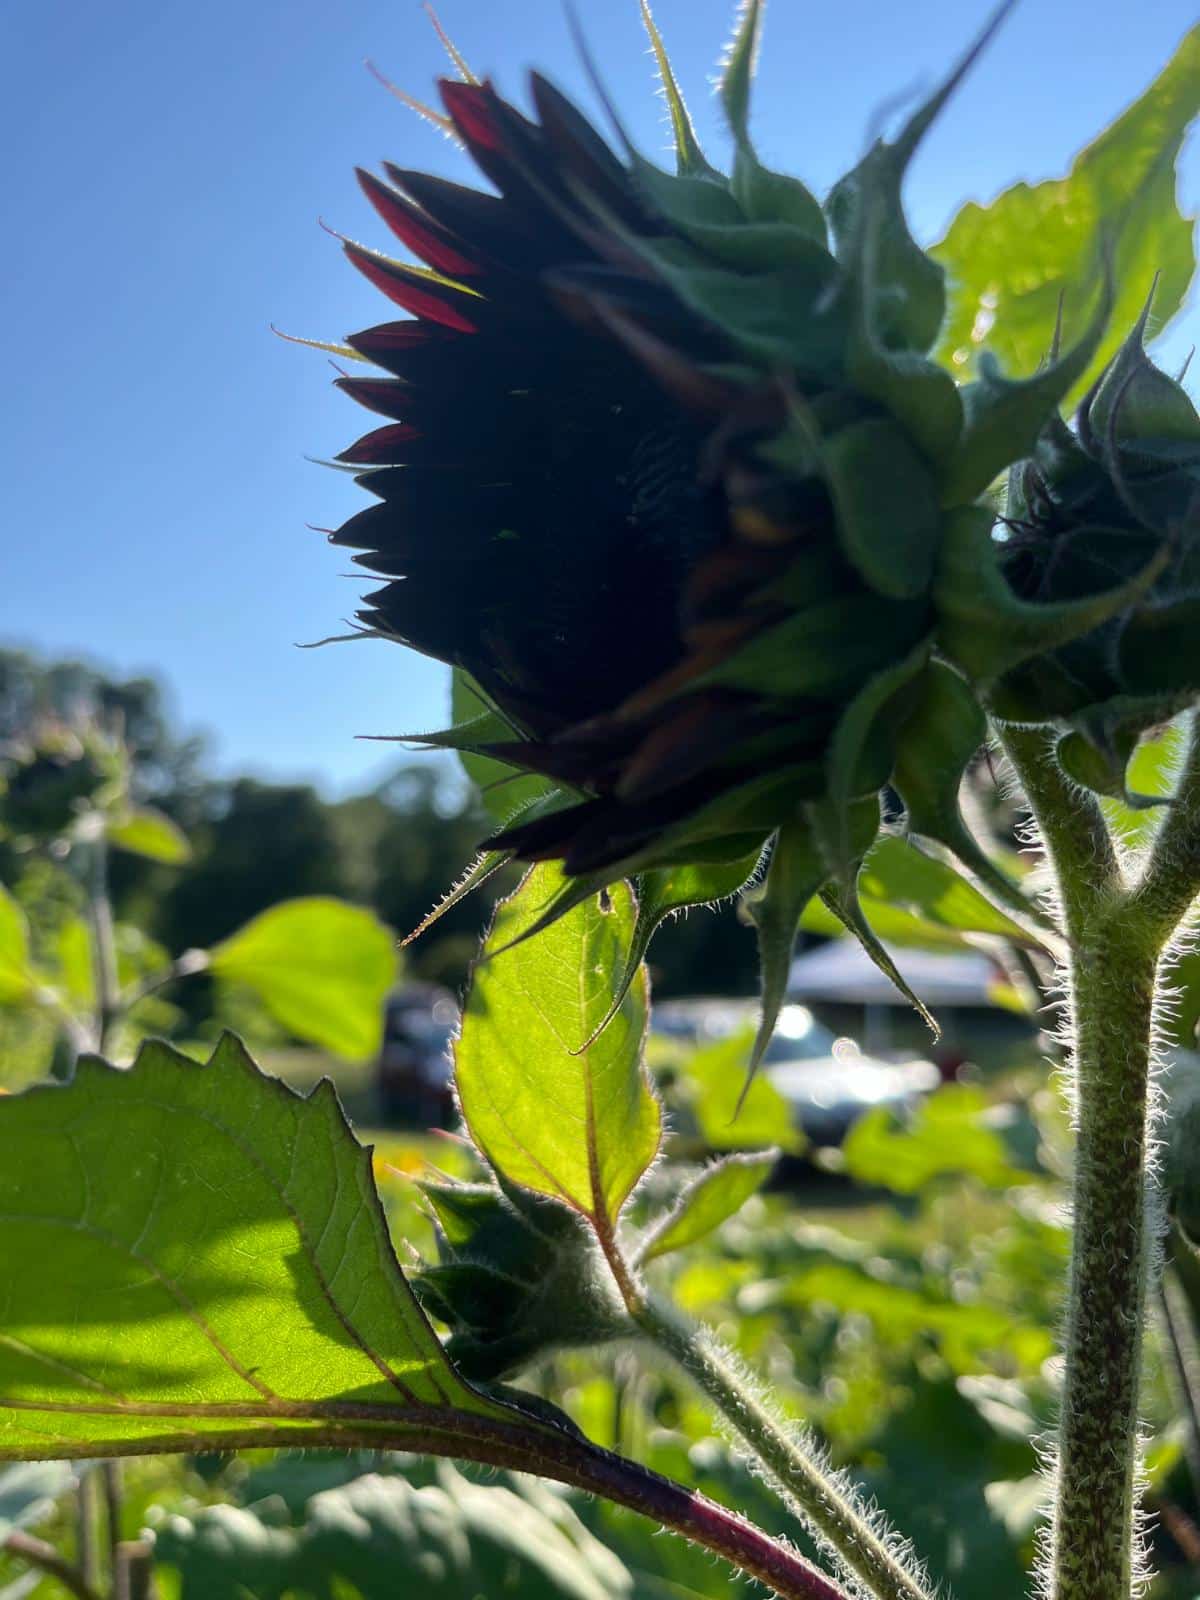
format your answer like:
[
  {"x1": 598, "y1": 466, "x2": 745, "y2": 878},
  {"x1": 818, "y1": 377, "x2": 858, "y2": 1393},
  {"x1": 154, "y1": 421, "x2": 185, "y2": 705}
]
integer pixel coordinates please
[{"x1": 2, "y1": 0, "x2": 1197, "y2": 795}]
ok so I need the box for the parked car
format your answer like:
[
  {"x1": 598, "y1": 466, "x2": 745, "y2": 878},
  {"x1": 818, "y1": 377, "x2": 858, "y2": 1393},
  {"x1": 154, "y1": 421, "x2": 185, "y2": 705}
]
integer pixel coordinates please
[
  {"x1": 377, "y1": 983, "x2": 457, "y2": 1126},
  {"x1": 654, "y1": 997, "x2": 941, "y2": 1146}
]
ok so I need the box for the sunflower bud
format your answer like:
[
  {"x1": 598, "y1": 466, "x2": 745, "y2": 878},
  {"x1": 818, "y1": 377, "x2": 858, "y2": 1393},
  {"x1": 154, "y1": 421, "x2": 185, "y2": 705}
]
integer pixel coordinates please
[
  {"x1": 0, "y1": 721, "x2": 126, "y2": 846},
  {"x1": 985, "y1": 297, "x2": 1200, "y2": 798},
  {"x1": 412, "y1": 1176, "x2": 626, "y2": 1379},
  {"x1": 314, "y1": 2, "x2": 1084, "y2": 1047}
]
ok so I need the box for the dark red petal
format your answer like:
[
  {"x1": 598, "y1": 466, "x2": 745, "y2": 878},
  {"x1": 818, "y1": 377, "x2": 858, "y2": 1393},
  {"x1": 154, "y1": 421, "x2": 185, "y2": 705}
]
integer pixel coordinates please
[
  {"x1": 440, "y1": 78, "x2": 510, "y2": 152},
  {"x1": 336, "y1": 424, "x2": 422, "y2": 465},
  {"x1": 355, "y1": 168, "x2": 482, "y2": 279},
  {"x1": 342, "y1": 241, "x2": 480, "y2": 333},
  {"x1": 334, "y1": 375, "x2": 411, "y2": 421}
]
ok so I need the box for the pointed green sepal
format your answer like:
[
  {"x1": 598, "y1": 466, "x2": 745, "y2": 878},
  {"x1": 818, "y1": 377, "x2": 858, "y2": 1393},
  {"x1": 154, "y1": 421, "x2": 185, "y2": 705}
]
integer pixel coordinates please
[
  {"x1": 718, "y1": 0, "x2": 764, "y2": 147},
  {"x1": 892, "y1": 662, "x2": 1036, "y2": 919},
  {"x1": 743, "y1": 819, "x2": 828, "y2": 1091},
  {"x1": 819, "y1": 882, "x2": 941, "y2": 1040},
  {"x1": 941, "y1": 275, "x2": 1112, "y2": 505},
  {"x1": 639, "y1": 0, "x2": 722, "y2": 178},
  {"x1": 575, "y1": 852, "x2": 763, "y2": 1054}
]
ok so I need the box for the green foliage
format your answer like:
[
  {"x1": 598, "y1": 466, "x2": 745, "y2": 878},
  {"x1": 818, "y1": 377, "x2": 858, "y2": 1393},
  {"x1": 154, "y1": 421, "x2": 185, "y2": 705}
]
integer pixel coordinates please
[
  {"x1": 934, "y1": 23, "x2": 1200, "y2": 398},
  {"x1": 0, "y1": 890, "x2": 35, "y2": 1006},
  {"x1": 155, "y1": 1464, "x2": 631, "y2": 1600},
  {"x1": 677, "y1": 1026, "x2": 804, "y2": 1155},
  {"x1": 0, "y1": 1035, "x2": 506, "y2": 1460},
  {"x1": 209, "y1": 897, "x2": 397, "y2": 1061},
  {"x1": 106, "y1": 805, "x2": 191, "y2": 864},
  {"x1": 455, "y1": 865, "x2": 660, "y2": 1226},
  {"x1": 842, "y1": 1084, "x2": 1032, "y2": 1195},
  {"x1": 639, "y1": 1150, "x2": 777, "y2": 1264}
]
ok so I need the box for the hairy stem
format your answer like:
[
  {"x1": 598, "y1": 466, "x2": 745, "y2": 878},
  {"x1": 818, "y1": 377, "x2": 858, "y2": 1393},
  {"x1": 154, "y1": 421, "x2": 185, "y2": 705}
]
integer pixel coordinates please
[
  {"x1": 604, "y1": 1254, "x2": 932, "y2": 1600},
  {"x1": 997, "y1": 719, "x2": 1200, "y2": 1600},
  {"x1": 1050, "y1": 923, "x2": 1158, "y2": 1600}
]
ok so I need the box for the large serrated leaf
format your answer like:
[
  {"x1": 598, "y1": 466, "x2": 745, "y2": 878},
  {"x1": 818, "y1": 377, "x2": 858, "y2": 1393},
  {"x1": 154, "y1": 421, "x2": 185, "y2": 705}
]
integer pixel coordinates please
[
  {"x1": 455, "y1": 865, "x2": 661, "y2": 1227},
  {"x1": 934, "y1": 23, "x2": 1200, "y2": 400},
  {"x1": 0, "y1": 1035, "x2": 512, "y2": 1461}
]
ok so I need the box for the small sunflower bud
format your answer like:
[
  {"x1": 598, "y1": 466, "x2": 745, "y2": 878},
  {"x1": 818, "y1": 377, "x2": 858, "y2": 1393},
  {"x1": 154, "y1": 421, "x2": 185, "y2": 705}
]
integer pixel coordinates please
[
  {"x1": 989, "y1": 296, "x2": 1200, "y2": 798},
  {"x1": 0, "y1": 722, "x2": 126, "y2": 845}
]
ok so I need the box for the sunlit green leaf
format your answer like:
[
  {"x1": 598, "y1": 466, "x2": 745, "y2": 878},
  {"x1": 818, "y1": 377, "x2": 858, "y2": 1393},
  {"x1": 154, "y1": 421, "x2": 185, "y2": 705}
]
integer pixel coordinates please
[
  {"x1": 858, "y1": 836, "x2": 1038, "y2": 946},
  {"x1": 842, "y1": 1084, "x2": 1030, "y2": 1194},
  {"x1": 933, "y1": 24, "x2": 1200, "y2": 400},
  {"x1": 106, "y1": 806, "x2": 192, "y2": 864},
  {"x1": 682, "y1": 1028, "x2": 804, "y2": 1156},
  {"x1": 455, "y1": 865, "x2": 660, "y2": 1225},
  {"x1": 0, "y1": 890, "x2": 35, "y2": 1007},
  {"x1": 0, "y1": 1035, "x2": 511, "y2": 1460},
  {"x1": 209, "y1": 898, "x2": 397, "y2": 1061},
  {"x1": 639, "y1": 1151, "x2": 777, "y2": 1264}
]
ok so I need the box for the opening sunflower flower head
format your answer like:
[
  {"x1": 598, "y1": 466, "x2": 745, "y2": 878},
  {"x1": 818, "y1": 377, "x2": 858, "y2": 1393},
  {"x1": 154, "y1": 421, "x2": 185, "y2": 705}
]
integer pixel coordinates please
[{"x1": 302, "y1": 0, "x2": 1142, "y2": 1061}]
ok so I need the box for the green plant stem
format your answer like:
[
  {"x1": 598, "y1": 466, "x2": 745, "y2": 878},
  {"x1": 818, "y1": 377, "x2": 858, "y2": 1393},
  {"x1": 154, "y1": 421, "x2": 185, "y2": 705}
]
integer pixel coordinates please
[
  {"x1": 85, "y1": 838, "x2": 120, "y2": 1056},
  {"x1": 3, "y1": 1529, "x2": 104, "y2": 1600},
  {"x1": 998, "y1": 719, "x2": 1200, "y2": 1600},
  {"x1": 602, "y1": 1247, "x2": 931, "y2": 1600},
  {"x1": 1052, "y1": 921, "x2": 1157, "y2": 1600}
]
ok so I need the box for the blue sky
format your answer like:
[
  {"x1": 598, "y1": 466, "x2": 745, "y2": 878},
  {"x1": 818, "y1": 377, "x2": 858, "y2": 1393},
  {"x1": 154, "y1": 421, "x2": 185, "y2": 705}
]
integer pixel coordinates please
[{"x1": 3, "y1": 0, "x2": 1197, "y2": 794}]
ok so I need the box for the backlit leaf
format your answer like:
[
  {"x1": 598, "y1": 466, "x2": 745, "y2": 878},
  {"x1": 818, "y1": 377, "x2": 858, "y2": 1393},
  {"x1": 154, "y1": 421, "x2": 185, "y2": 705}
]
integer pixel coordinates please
[
  {"x1": 106, "y1": 807, "x2": 192, "y2": 864},
  {"x1": 639, "y1": 1151, "x2": 777, "y2": 1264},
  {"x1": 209, "y1": 897, "x2": 396, "y2": 1061},
  {"x1": 933, "y1": 24, "x2": 1200, "y2": 400},
  {"x1": 455, "y1": 865, "x2": 660, "y2": 1226},
  {"x1": 0, "y1": 1035, "x2": 510, "y2": 1461}
]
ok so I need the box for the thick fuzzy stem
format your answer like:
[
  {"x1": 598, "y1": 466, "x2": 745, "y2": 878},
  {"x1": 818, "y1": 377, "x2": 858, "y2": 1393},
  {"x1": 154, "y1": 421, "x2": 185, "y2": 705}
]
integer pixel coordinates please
[
  {"x1": 1051, "y1": 923, "x2": 1158, "y2": 1600},
  {"x1": 628, "y1": 1291, "x2": 933, "y2": 1600},
  {"x1": 997, "y1": 721, "x2": 1194, "y2": 1600}
]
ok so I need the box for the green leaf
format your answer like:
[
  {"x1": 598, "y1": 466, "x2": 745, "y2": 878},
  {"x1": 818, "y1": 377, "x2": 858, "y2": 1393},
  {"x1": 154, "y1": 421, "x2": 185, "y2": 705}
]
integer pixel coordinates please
[
  {"x1": 455, "y1": 865, "x2": 661, "y2": 1226},
  {"x1": 580, "y1": 854, "x2": 762, "y2": 1056},
  {"x1": 451, "y1": 671, "x2": 556, "y2": 825},
  {"x1": 858, "y1": 835, "x2": 1039, "y2": 947},
  {"x1": 933, "y1": 23, "x2": 1200, "y2": 400},
  {"x1": 639, "y1": 1151, "x2": 777, "y2": 1264},
  {"x1": 106, "y1": 806, "x2": 191, "y2": 864},
  {"x1": 209, "y1": 897, "x2": 397, "y2": 1062},
  {"x1": 842, "y1": 1084, "x2": 1031, "y2": 1194},
  {"x1": 155, "y1": 1463, "x2": 633, "y2": 1600},
  {"x1": 0, "y1": 890, "x2": 35, "y2": 1007},
  {"x1": 683, "y1": 1028, "x2": 804, "y2": 1155},
  {"x1": 0, "y1": 1035, "x2": 511, "y2": 1460}
]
